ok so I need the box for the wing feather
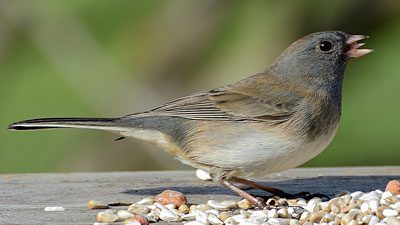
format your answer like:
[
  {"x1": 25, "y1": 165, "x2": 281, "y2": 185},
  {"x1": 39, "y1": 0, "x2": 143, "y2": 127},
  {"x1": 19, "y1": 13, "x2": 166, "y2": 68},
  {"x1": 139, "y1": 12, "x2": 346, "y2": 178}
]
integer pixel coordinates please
[{"x1": 132, "y1": 74, "x2": 301, "y2": 122}]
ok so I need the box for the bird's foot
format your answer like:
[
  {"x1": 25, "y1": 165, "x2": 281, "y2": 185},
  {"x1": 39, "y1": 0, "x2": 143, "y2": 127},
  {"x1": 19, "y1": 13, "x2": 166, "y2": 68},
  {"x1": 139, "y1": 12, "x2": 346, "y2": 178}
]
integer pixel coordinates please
[{"x1": 276, "y1": 191, "x2": 330, "y2": 200}]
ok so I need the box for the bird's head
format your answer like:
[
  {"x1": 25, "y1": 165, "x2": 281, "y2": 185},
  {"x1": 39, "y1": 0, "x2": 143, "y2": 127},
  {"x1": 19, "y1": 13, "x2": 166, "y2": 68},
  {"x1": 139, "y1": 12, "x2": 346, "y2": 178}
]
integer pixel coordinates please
[{"x1": 270, "y1": 31, "x2": 372, "y2": 91}]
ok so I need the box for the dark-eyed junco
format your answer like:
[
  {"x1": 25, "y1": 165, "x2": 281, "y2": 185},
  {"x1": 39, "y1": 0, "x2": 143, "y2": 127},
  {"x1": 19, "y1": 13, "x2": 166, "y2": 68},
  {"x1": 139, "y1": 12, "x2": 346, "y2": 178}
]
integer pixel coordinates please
[{"x1": 9, "y1": 31, "x2": 372, "y2": 207}]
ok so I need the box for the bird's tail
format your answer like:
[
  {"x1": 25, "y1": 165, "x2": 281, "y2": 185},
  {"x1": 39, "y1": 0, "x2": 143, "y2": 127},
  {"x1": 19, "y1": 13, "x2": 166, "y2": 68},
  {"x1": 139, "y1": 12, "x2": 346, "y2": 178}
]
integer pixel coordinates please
[{"x1": 8, "y1": 117, "x2": 129, "y2": 132}]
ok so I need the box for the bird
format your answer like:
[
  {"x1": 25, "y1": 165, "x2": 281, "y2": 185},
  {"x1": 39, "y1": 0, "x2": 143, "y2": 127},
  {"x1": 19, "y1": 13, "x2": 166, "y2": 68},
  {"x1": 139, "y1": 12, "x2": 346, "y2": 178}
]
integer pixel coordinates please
[{"x1": 8, "y1": 31, "x2": 372, "y2": 207}]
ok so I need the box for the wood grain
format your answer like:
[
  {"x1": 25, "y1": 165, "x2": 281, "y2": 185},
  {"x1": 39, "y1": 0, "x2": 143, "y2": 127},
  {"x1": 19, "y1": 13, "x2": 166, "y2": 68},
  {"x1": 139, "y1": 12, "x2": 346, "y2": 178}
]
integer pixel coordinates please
[{"x1": 0, "y1": 167, "x2": 399, "y2": 225}]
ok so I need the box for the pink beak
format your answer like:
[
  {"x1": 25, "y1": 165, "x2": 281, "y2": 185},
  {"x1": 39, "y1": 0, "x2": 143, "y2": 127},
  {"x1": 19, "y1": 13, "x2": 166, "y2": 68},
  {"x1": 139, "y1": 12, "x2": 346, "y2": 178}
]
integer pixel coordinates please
[{"x1": 346, "y1": 35, "x2": 373, "y2": 58}]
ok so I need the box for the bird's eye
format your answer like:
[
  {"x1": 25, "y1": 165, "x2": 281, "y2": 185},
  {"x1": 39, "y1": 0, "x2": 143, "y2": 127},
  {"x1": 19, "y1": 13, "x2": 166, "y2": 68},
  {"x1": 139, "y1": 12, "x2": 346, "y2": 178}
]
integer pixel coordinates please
[{"x1": 318, "y1": 41, "x2": 335, "y2": 53}]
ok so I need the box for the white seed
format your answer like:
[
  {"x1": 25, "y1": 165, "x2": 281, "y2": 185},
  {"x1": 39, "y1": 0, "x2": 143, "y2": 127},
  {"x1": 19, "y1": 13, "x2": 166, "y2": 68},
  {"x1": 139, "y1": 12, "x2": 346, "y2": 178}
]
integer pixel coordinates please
[
  {"x1": 390, "y1": 202, "x2": 400, "y2": 212},
  {"x1": 305, "y1": 201, "x2": 318, "y2": 212},
  {"x1": 319, "y1": 202, "x2": 330, "y2": 211},
  {"x1": 184, "y1": 221, "x2": 207, "y2": 225},
  {"x1": 238, "y1": 220, "x2": 259, "y2": 225},
  {"x1": 240, "y1": 209, "x2": 250, "y2": 218},
  {"x1": 259, "y1": 220, "x2": 271, "y2": 225},
  {"x1": 165, "y1": 203, "x2": 176, "y2": 210},
  {"x1": 267, "y1": 209, "x2": 278, "y2": 219},
  {"x1": 150, "y1": 207, "x2": 160, "y2": 215},
  {"x1": 196, "y1": 169, "x2": 212, "y2": 181},
  {"x1": 341, "y1": 195, "x2": 352, "y2": 205},
  {"x1": 136, "y1": 197, "x2": 155, "y2": 205},
  {"x1": 287, "y1": 200, "x2": 298, "y2": 207},
  {"x1": 208, "y1": 213, "x2": 223, "y2": 225},
  {"x1": 358, "y1": 202, "x2": 369, "y2": 212},
  {"x1": 193, "y1": 210, "x2": 208, "y2": 224},
  {"x1": 218, "y1": 211, "x2": 233, "y2": 222},
  {"x1": 224, "y1": 217, "x2": 237, "y2": 225},
  {"x1": 207, "y1": 200, "x2": 237, "y2": 210},
  {"x1": 369, "y1": 199, "x2": 380, "y2": 212},
  {"x1": 44, "y1": 206, "x2": 65, "y2": 212},
  {"x1": 231, "y1": 214, "x2": 248, "y2": 222},
  {"x1": 286, "y1": 207, "x2": 294, "y2": 215},
  {"x1": 194, "y1": 204, "x2": 213, "y2": 212},
  {"x1": 159, "y1": 208, "x2": 179, "y2": 222},
  {"x1": 154, "y1": 202, "x2": 169, "y2": 210},
  {"x1": 350, "y1": 191, "x2": 364, "y2": 202},
  {"x1": 124, "y1": 221, "x2": 141, "y2": 225},
  {"x1": 310, "y1": 197, "x2": 322, "y2": 204},
  {"x1": 334, "y1": 213, "x2": 343, "y2": 219},
  {"x1": 147, "y1": 204, "x2": 157, "y2": 210},
  {"x1": 289, "y1": 219, "x2": 300, "y2": 225},
  {"x1": 382, "y1": 191, "x2": 393, "y2": 200},
  {"x1": 145, "y1": 211, "x2": 159, "y2": 222},
  {"x1": 181, "y1": 213, "x2": 196, "y2": 221},
  {"x1": 361, "y1": 215, "x2": 373, "y2": 224},
  {"x1": 267, "y1": 218, "x2": 290, "y2": 225},
  {"x1": 117, "y1": 210, "x2": 133, "y2": 220},
  {"x1": 299, "y1": 211, "x2": 310, "y2": 222},
  {"x1": 381, "y1": 198, "x2": 389, "y2": 206},
  {"x1": 249, "y1": 214, "x2": 268, "y2": 223},
  {"x1": 206, "y1": 209, "x2": 219, "y2": 215},
  {"x1": 309, "y1": 212, "x2": 324, "y2": 223},
  {"x1": 296, "y1": 199, "x2": 307, "y2": 206},
  {"x1": 382, "y1": 208, "x2": 399, "y2": 217},
  {"x1": 96, "y1": 212, "x2": 118, "y2": 223},
  {"x1": 249, "y1": 210, "x2": 268, "y2": 222},
  {"x1": 238, "y1": 199, "x2": 252, "y2": 209},
  {"x1": 179, "y1": 204, "x2": 190, "y2": 214},
  {"x1": 329, "y1": 197, "x2": 345, "y2": 214},
  {"x1": 361, "y1": 191, "x2": 381, "y2": 201},
  {"x1": 368, "y1": 216, "x2": 380, "y2": 225},
  {"x1": 171, "y1": 208, "x2": 185, "y2": 218},
  {"x1": 322, "y1": 213, "x2": 336, "y2": 222},
  {"x1": 386, "y1": 217, "x2": 400, "y2": 225},
  {"x1": 248, "y1": 210, "x2": 267, "y2": 216},
  {"x1": 128, "y1": 204, "x2": 150, "y2": 214},
  {"x1": 347, "y1": 220, "x2": 357, "y2": 225},
  {"x1": 341, "y1": 210, "x2": 360, "y2": 225},
  {"x1": 277, "y1": 208, "x2": 289, "y2": 218}
]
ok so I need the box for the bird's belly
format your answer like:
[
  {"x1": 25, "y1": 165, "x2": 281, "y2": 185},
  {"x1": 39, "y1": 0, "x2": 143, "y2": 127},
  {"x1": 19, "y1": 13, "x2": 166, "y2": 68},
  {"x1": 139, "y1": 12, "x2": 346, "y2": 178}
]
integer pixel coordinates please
[
  {"x1": 187, "y1": 123, "x2": 338, "y2": 178},
  {"x1": 245, "y1": 125, "x2": 337, "y2": 177},
  {"x1": 242, "y1": 125, "x2": 339, "y2": 177}
]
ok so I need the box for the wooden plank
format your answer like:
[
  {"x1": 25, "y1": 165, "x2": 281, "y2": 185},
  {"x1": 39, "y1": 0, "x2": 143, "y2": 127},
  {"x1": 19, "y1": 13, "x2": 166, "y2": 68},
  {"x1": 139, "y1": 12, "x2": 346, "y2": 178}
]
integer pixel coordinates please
[{"x1": 0, "y1": 167, "x2": 399, "y2": 225}]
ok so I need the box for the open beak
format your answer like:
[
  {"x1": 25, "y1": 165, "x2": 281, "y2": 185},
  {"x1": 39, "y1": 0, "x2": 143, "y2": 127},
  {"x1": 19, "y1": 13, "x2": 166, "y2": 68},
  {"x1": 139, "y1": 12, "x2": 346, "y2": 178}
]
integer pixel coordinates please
[{"x1": 346, "y1": 35, "x2": 373, "y2": 58}]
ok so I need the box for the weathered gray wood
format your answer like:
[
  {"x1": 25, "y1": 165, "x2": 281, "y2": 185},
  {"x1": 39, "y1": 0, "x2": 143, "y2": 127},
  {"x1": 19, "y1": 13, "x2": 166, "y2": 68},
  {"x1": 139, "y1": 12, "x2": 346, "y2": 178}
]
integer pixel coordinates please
[{"x1": 0, "y1": 167, "x2": 399, "y2": 225}]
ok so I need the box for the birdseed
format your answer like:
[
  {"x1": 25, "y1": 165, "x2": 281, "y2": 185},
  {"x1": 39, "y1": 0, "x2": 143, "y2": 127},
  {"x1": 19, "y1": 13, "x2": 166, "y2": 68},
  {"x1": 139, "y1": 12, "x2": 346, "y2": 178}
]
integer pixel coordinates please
[{"x1": 88, "y1": 180, "x2": 400, "y2": 225}]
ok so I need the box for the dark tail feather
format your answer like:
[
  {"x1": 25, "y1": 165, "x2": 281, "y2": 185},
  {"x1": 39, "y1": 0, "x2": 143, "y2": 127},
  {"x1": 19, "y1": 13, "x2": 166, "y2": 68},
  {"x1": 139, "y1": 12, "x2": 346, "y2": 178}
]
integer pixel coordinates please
[{"x1": 8, "y1": 117, "x2": 128, "y2": 132}]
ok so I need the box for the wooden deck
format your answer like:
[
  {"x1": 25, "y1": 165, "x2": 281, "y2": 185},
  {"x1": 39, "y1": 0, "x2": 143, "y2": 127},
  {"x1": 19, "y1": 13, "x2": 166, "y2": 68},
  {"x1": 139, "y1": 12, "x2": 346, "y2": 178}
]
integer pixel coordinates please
[{"x1": 1, "y1": 167, "x2": 399, "y2": 225}]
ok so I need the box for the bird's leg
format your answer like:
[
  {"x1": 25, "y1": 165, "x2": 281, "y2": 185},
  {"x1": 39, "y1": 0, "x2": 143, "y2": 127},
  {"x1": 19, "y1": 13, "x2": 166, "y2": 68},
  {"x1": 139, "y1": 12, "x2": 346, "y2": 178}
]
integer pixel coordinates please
[
  {"x1": 230, "y1": 177, "x2": 295, "y2": 198},
  {"x1": 220, "y1": 180, "x2": 266, "y2": 207}
]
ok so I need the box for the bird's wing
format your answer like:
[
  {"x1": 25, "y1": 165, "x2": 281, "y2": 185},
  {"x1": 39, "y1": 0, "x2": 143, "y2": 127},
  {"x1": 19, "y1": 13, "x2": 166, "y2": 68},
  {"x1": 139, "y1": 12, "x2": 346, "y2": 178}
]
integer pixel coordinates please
[{"x1": 137, "y1": 75, "x2": 301, "y2": 122}]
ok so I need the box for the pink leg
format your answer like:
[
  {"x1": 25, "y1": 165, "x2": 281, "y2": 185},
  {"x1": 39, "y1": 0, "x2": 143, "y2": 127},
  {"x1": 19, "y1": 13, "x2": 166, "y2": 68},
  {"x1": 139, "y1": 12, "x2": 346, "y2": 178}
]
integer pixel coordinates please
[{"x1": 220, "y1": 180, "x2": 266, "y2": 207}]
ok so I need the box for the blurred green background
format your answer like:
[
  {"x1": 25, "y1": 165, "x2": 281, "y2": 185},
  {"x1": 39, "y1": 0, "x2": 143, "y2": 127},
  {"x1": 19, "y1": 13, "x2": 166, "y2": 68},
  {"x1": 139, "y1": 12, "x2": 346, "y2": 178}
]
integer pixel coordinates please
[{"x1": 1, "y1": 0, "x2": 399, "y2": 173}]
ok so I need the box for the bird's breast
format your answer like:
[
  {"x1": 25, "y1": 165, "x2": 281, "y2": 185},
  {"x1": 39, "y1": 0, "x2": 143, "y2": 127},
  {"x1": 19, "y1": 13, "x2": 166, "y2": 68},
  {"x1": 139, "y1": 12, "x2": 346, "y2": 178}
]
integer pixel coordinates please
[
  {"x1": 302, "y1": 96, "x2": 341, "y2": 141},
  {"x1": 181, "y1": 117, "x2": 339, "y2": 178}
]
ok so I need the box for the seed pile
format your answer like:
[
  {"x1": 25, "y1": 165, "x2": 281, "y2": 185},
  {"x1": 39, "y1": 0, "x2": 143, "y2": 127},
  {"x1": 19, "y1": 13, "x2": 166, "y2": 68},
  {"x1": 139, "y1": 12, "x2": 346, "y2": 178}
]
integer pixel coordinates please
[{"x1": 90, "y1": 180, "x2": 400, "y2": 225}]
